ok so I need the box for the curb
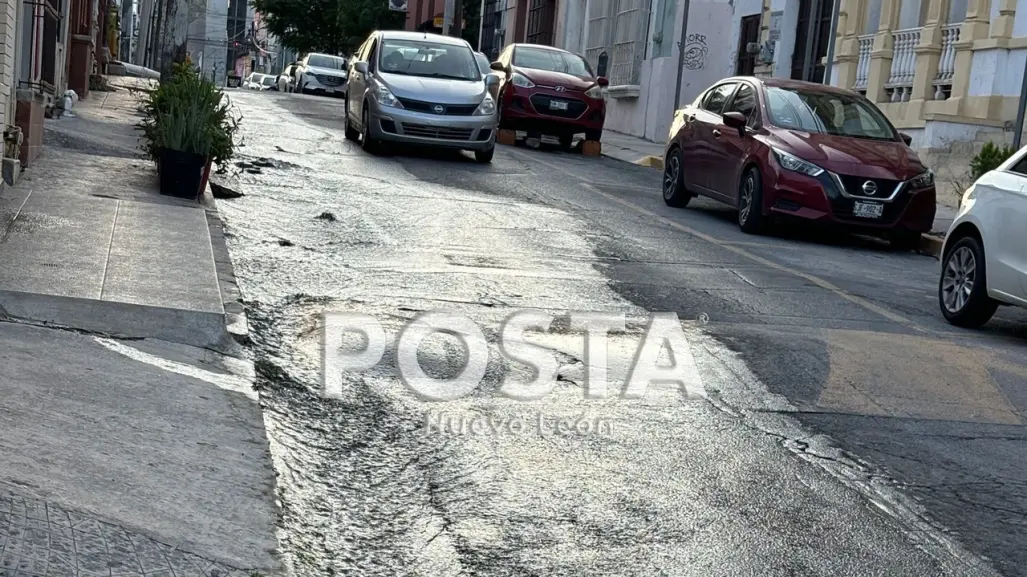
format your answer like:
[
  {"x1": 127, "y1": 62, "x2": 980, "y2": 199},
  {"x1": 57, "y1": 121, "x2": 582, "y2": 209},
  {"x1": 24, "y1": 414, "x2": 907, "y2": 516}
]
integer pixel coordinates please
[
  {"x1": 635, "y1": 155, "x2": 664, "y2": 170},
  {"x1": 205, "y1": 205, "x2": 251, "y2": 346},
  {"x1": 920, "y1": 233, "x2": 945, "y2": 258}
]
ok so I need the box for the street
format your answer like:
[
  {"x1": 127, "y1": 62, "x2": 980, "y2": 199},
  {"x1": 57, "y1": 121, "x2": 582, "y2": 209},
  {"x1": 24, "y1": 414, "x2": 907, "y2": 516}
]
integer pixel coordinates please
[{"x1": 218, "y1": 90, "x2": 1027, "y2": 577}]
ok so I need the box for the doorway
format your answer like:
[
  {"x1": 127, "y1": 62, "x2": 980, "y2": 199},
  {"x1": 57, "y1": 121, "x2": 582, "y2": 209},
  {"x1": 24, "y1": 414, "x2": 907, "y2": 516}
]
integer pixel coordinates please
[
  {"x1": 735, "y1": 15, "x2": 760, "y2": 76},
  {"x1": 790, "y1": 0, "x2": 832, "y2": 82},
  {"x1": 526, "y1": 0, "x2": 557, "y2": 45}
]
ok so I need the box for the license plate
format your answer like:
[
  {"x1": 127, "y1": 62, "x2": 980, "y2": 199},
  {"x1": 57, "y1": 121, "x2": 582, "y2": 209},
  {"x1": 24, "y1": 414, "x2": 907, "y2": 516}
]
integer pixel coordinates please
[
  {"x1": 326, "y1": 87, "x2": 335, "y2": 94},
  {"x1": 549, "y1": 100, "x2": 568, "y2": 111},
  {"x1": 852, "y1": 201, "x2": 884, "y2": 219}
]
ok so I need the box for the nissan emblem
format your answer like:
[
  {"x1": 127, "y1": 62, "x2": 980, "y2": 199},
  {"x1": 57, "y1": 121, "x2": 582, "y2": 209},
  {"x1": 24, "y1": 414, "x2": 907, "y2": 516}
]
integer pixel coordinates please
[
  {"x1": 861, "y1": 180, "x2": 878, "y2": 196},
  {"x1": 433, "y1": 104, "x2": 445, "y2": 114},
  {"x1": 555, "y1": 86, "x2": 565, "y2": 92}
]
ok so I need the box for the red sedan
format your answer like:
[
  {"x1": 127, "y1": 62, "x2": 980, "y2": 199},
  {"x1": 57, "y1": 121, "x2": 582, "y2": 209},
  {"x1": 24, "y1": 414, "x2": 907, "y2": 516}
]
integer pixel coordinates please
[
  {"x1": 662, "y1": 77, "x2": 936, "y2": 248},
  {"x1": 490, "y1": 44, "x2": 608, "y2": 146}
]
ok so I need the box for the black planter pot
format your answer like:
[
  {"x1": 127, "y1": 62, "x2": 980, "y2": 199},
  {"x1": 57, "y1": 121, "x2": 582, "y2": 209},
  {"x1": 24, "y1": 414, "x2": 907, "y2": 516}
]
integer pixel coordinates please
[{"x1": 158, "y1": 148, "x2": 207, "y2": 199}]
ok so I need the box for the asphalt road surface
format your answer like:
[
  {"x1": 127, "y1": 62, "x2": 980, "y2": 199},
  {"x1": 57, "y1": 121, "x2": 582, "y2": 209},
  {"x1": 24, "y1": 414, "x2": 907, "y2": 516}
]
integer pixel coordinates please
[{"x1": 217, "y1": 89, "x2": 1027, "y2": 577}]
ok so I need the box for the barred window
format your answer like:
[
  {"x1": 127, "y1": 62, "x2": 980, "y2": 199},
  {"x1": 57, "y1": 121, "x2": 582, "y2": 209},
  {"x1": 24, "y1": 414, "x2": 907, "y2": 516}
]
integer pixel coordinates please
[{"x1": 586, "y1": 0, "x2": 651, "y2": 86}]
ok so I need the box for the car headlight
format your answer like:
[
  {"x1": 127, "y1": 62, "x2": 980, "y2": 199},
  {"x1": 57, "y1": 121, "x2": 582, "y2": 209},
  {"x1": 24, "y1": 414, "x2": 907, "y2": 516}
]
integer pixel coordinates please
[
  {"x1": 908, "y1": 169, "x2": 934, "y2": 189},
  {"x1": 511, "y1": 73, "x2": 535, "y2": 88},
  {"x1": 475, "y1": 93, "x2": 496, "y2": 116},
  {"x1": 772, "y1": 147, "x2": 824, "y2": 177},
  {"x1": 371, "y1": 79, "x2": 401, "y2": 108},
  {"x1": 585, "y1": 84, "x2": 603, "y2": 99}
]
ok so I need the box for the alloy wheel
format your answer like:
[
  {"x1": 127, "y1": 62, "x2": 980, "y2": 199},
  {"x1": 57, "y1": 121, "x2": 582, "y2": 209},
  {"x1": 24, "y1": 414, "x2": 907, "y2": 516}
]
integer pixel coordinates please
[
  {"x1": 941, "y1": 246, "x2": 976, "y2": 313},
  {"x1": 739, "y1": 172, "x2": 755, "y2": 224},
  {"x1": 663, "y1": 155, "x2": 680, "y2": 200}
]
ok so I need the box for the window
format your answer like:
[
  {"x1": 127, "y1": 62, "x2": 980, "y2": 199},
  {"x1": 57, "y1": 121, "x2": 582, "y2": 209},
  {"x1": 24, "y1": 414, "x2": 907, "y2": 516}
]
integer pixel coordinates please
[
  {"x1": 1008, "y1": 155, "x2": 1027, "y2": 176},
  {"x1": 262, "y1": 75, "x2": 276, "y2": 86},
  {"x1": 585, "y1": 0, "x2": 651, "y2": 85},
  {"x1": 367, "y1": 39, "x2": 379, "y2": 71},
  {"x1": 765, "y1": 87, "x2": 897, "y2": 140},
  {"x1": 513, "y1": 46, "x2": 593, "y2": 76},
  {"x1": 377, "y1": 39, "x2": 480, "y2": 81},
  {"x1": 308, "y1": 54, "x2": 346, "y2": 69},
  {"x1": 475, "y1": 52, "x2": 490, "y2": 75},
  {"x1": 702, "y1": 84, "x2": 737, "y2": 114},
  {"x1": 724, "y1": 83, "x2": 758, "y2": 124}
]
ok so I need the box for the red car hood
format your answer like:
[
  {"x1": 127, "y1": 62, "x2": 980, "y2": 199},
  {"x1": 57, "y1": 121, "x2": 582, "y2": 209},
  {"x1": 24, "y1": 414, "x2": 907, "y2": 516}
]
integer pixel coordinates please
[
  {"x1": 515, "y1": 67, "x2": 594, "y2": 90},
  {"x1": 770, "y1": 129, "x2": 927, "y2": 180}
]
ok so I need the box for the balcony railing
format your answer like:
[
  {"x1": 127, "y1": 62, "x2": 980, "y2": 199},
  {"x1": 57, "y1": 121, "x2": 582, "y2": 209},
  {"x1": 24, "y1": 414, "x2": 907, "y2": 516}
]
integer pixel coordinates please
[
  {"x1": 933, "y1": 23, "x2": 960, "y2": 100},
  {"x1": 853, "y1": 33, "x2": 874, "y2": 93},
  {"x1": 886, "y1": 27, "x2": 920, "y2": 101}
]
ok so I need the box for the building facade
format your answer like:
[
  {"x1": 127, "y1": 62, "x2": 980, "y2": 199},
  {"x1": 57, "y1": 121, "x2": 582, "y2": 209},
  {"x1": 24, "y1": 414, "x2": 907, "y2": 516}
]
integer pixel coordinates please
[{"x1": 187, "y1": 0, "x2": 228, "y2": 83}]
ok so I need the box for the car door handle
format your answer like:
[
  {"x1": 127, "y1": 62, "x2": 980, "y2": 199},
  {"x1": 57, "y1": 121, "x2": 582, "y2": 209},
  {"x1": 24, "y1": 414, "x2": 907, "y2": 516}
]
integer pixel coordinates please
[{"x1": 711, "y1": 129, "x2": 722, "y2": 138}]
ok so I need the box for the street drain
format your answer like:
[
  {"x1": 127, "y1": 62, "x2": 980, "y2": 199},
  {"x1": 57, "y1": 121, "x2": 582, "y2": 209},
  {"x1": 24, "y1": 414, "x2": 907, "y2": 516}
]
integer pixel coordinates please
[{"x1": 40, "y1": 263, "x2": 62, "y2": 268}]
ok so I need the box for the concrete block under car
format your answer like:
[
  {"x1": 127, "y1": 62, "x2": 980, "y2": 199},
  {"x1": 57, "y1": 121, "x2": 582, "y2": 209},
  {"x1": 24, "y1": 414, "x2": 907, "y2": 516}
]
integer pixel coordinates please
[
  {"x1": 497, "y1": 129, "x2": 516, "y2": 146},
  {"x1": 582, "y1": 140, "x2": 602, "y2": 157}
]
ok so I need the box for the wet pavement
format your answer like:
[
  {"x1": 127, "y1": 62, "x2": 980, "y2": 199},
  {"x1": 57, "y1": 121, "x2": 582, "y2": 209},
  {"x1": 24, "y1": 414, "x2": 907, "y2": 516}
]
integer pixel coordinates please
[{"x1": 217, "y1": 89, "x2": 1026, "y2": 577}]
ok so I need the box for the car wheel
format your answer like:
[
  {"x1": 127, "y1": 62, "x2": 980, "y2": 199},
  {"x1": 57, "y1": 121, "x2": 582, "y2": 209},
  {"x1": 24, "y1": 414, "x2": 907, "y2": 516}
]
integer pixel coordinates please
[
  {"x1": 361, "y1": 107, "x2": 379, "y2": 154},
  {"x1": 585, "y1": 128, "x2": 603, "y2": 142},
  {"x1": 939, "y1": 236, "x2": 998, "y2": 327},
  {"x1": 737, "y1": 166, "x2": 766, "y2": 234},
  {"x1": 344, "y1": 99, "x2": 360, "y2": 141},
  {"x1": 889, "y1": 230, "x2": 923, "y2": 251},
  {"x1": 662, "y1": 146, "x2": 691, "y2": 208},
  {"x1": 475, "y1": 146, "x2": 495, "y2": 164}
]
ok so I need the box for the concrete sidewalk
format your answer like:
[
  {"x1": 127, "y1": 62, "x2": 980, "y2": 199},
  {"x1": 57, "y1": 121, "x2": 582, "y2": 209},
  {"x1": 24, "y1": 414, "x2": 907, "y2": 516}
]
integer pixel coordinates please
[
  {"x1": 601, "y1": 129, "x2": 959, "y2": 235},
  {"x1": 0, "y1": 78, "x2": 282, "y2": 575}
]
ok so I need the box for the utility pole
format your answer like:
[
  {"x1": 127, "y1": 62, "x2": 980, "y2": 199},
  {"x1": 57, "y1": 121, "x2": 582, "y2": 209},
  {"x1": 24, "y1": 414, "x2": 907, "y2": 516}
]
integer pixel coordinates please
[
  {"x1": 672, "y1": 0, "x2": 692, "y2": 110},
  {"x1": 134, "y1": 0, "x2": 152, "y2": 65},
  {"x1": 1015, "y1": 57, "x2": 1027, "y2": 149},
  {"x1": 443, "y1": 0, "x2": 455, "y2": 35},
  {"x1": 822, "y1": 0, "x2": 841, "y2": 85}
]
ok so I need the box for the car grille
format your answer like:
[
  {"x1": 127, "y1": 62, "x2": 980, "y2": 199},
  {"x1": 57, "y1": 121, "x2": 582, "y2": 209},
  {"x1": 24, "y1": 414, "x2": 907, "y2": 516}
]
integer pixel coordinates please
[
  {"x1": 314, "y1": 74, "x2": 345, "y2": 86},
  {"x1": 401, "y1": 123, "x2": 474, "y2": 140},
  {"x1": 836, "y1": 174, "x2": 903, "y2": 198},
  {"x1": 396, "y1": 97, "x2": 478, "y2": 116},
  {"x1": 529, "y1": 94, "x2": 587, "y2": 119}
]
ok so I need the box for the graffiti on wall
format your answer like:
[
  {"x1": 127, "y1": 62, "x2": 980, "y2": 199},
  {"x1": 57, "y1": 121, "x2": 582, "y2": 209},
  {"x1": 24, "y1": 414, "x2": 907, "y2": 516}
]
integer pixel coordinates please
[{"x1": 683, "y1": 34, "x2": 708, "y2": 70}]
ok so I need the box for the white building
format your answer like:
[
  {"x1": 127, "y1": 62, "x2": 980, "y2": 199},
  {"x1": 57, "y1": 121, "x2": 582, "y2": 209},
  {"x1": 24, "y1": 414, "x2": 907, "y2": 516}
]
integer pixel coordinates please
[{"x1": 187, "y1": 0, "x2": 229, "y2": 84}]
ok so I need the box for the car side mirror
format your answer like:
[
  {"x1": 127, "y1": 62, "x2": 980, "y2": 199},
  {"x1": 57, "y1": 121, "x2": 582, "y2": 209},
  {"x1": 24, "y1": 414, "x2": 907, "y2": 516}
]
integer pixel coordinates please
[
  {"x1": 490, "y1": 61, "x2": 506, "y2": 73},
  {"x1": 723, "y1": 111, "x2": 747, "y2": 131},
  {"x1": 354, "y1": 62, "x2": 368, "y2": 75},
  {"x1": 485, "y1": 73, "x2": 500, "y2": 87},
  {"x1": 596, "y1": 76, "x2": 609, "y2": 87},
  {"x1": 899, "y1": 132, "x2": 913, "y2": 146}
]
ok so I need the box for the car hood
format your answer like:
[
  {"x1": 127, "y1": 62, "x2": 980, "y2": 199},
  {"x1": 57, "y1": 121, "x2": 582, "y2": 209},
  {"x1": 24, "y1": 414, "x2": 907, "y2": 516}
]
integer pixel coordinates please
[
  {"x1": 769, "y1": 129, "x2": 927, "y2": 180},
  {"x1": 306, "y1": 65, "x2": 347, "y2": 77},
  {"x1": 379, "y1": 72, "x2": 486, "y2": 104},
  {"x1": 514, "y1": 67, "x2": 593, "y2": 90}
]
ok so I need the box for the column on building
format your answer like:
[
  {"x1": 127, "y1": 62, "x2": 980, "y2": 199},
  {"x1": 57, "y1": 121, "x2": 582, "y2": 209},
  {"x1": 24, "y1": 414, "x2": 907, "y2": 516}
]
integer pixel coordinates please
[{"x1": 68, "y1": 0, "x2": 95, "y2": 99}]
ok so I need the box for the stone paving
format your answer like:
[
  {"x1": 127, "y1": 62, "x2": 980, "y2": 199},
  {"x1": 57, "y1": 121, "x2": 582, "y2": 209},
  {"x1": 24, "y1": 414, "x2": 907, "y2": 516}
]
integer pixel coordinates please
[{"x1": 0, "y1": 484, "x2": 254, "y2": 577}]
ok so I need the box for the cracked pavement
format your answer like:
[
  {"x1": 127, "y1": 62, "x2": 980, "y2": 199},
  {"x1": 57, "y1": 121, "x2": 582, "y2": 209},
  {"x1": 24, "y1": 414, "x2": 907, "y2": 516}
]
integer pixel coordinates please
[{"x1": 218, "y1": 89, "x2": 1027, "y2": 577}]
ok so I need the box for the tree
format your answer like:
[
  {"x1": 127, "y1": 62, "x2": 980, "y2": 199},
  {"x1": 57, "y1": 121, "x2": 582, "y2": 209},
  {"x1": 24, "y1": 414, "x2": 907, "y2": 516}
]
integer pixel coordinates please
[
  {"x1": 336, "y1": 0, "x2": 406, "y2": 52},
  {"x1": 250, "y1": 0, "x2": 347, "y2": 55}
]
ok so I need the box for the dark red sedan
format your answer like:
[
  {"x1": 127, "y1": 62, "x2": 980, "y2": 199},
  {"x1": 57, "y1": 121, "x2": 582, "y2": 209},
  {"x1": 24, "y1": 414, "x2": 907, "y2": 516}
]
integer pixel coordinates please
[
  {"x1": 490, "y1": 44, "x2": 608, "y2": 146},
  {"x1": 662, "y1": 77, "x2": 936, "y2": 248}
]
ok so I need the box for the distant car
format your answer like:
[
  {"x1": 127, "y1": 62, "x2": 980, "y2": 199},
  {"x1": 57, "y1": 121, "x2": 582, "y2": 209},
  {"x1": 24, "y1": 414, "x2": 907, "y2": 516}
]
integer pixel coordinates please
[
  {"x1": 662, "y1": 76, "x2": 936, "y2": 246},
  {"x1": 345, "y1": 30, "x2": 499, "y2": 163},
  {"x1": 278, "y1": 64, "x2": 296, "y2": 92},
  {"x1": 491, "y1": 43, "x2": 608, "y2": 148},
  {"x1": 261, "y1": 74, "x2": 277, "y2": 91},
  {"x1": 294, "y1": 53, "x2": 348, "y2": 96},
  {"x1": 938, "y1": 145, "x2": 1027, "y2": 327},
  {"x1": 244, "y1": 73, "x2": 266, "y2": 90}
]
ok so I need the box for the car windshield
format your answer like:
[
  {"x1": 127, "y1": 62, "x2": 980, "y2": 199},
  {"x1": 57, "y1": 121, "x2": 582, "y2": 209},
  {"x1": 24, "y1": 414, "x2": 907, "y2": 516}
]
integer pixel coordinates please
[
  {"x1": 765, "y1": 87, "x2": 897, "y2": 141},
  {"x1": 378, "y1": 39, "x2": 481, "y2": 81},
  {"x1": 262, "y1": 75, "x2": 276, "y2": 86},
  {"x1": 250, "y1": 74, "x2": 264, "y2": 83},
  {"x1": 475, "y1": 53, "x2": 490, "y2": 75},
  {"x1": 513, "y1": 46, "x2": 592, "y2": 76},
  {"x1": 308, "y1": 54, "x2": 345, "y2": 69}
]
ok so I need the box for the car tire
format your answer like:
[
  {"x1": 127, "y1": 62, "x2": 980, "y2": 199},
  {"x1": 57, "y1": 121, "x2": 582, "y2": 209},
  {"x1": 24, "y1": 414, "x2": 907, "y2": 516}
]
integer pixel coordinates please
[
  {"x1": 585, "y1": 128, "x2": 603, "y2": 142},
  {"x1": 889, "y1": 230, "x2": 923, "y2": 251},
  {"x1": 344, "y1": 99, "x2": 360, "y2": 141},
  {"x1": 939, "y1": 235, "x2": 998, "y2": 328},
  {"x1": 475, "y1": 146, "x2": 495, "y2": 164},
  {"x1": 737, "y1": 166, "x2": 766, "y2": 234},
  {"x1": 662, "y1": 146, "x2": 691, "y2": 208},
  {"x1": 361, "y1": 107, "x2": 380, "y2": 154}
]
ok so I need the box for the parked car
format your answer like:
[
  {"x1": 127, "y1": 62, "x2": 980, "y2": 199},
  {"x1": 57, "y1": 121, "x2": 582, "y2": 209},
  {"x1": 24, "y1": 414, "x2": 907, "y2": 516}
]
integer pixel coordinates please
[
  {"x1": 662, "y1": 77, "x2": 936, "y2": 247},
  {"x1": 475, "y1": 52, "x2": 499, "y2": 100},
  {"x1": 294, "y1": 53, "x2": 348, "y2": 96},
  {"x1": 261, "y1": 74, "x2": 277, "y2": 91},
  {"x1": 243, "y1": 73, "x2": 266, "y2": 90},
  {"x1": 278, "y1": 64, "x2": 296, "y2": 92},
  {"x1": 490, "y1": 43, "x2": 608, "y2": 147},
  {"x1": 937, "y1": 145, "x2": 1027, "y2": 327},
  {"x1": 344, "y1": 30, "x2": 500, "y2": 163}
]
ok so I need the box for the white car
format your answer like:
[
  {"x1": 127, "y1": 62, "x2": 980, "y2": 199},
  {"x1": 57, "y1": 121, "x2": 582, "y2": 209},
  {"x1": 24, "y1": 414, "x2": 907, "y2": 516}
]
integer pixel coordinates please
[
  {"x1": 939, "y1": 144, "x2": 1027, "y2": 327},
  {"x1": 244, "y1": 73, "x2": 272, "y2": 90},
  {"x1": 294, "y1": 53, "x2": 348, "y2": 96}
]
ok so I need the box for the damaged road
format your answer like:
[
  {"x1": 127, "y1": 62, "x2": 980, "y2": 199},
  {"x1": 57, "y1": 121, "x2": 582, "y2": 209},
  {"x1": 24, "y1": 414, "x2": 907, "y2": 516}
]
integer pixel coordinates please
[{"x1": 216, "y1": 90, "x2": 1027, "y2": 577}]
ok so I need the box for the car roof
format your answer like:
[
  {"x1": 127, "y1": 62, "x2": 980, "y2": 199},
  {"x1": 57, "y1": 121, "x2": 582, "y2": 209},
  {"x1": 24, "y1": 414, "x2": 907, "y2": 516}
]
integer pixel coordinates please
[
  {"x1": 379, "y1": 30, "x2": 470, "y2": 47},
  {"x1": 719, "y1": 75, "x2": 858, "y2": 96},
  {"x1": 307, "y1": 52, "x2": 343, "y2": 58}
]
